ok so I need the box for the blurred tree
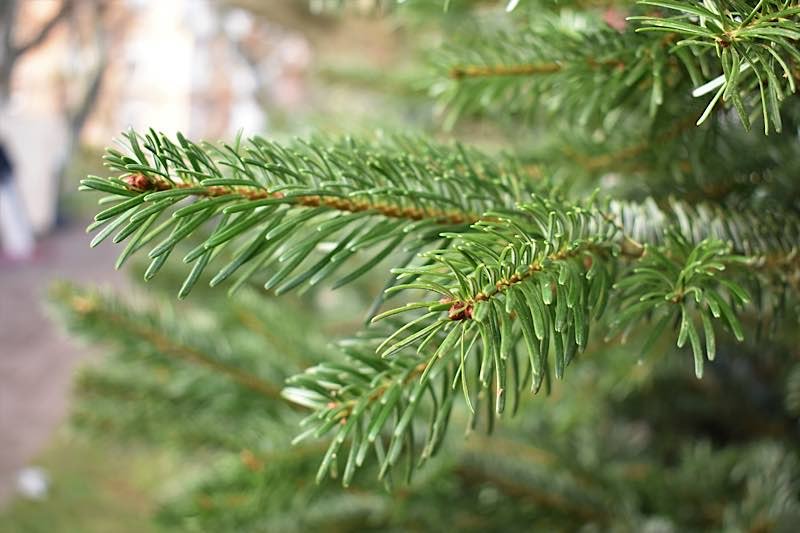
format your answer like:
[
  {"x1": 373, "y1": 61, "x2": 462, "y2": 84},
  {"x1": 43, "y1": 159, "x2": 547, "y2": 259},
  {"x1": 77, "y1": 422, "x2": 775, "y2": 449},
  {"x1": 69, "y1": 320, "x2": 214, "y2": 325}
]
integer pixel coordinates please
[
  {"x1": 56, "y1": 1, "x2": 800, "y2": 530},
  {"x1": 52, "y1": 1, "x2": 111, "y2": 225},
  {"x1": 1, "y1": 0, "x2": 115, "y2": 228},
  {"x1": 0, "y1": 0, "x2": 72, "y2": 104}
]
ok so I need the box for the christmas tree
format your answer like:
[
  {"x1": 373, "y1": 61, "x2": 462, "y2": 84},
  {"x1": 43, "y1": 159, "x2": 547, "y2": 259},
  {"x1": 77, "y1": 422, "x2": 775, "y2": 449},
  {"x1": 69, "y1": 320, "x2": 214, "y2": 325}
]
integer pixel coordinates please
[{"x1": 54, "y1": 1, "x2": 800, "y2": 530}]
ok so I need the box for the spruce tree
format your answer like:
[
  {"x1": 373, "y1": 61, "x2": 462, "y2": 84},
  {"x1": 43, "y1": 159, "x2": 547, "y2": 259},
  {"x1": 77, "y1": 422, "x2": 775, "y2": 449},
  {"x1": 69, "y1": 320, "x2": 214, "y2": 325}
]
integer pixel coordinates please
[{"x1": 55, "y1": 1, "x2": 800, "y2": 530}]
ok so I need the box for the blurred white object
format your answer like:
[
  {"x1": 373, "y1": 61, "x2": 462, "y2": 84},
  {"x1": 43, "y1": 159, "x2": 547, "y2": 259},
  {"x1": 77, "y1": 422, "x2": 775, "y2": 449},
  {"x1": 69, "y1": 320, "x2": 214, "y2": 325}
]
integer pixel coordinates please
[
  {"x1": 16, "y1": 467, "x2": 49, "y2": 499},
  {"x1": 0, "y1": 178, "x2": 35, "y2": 261},
  {"x1": 224, "y1": 9, "x2": 253, "y2": 40}
]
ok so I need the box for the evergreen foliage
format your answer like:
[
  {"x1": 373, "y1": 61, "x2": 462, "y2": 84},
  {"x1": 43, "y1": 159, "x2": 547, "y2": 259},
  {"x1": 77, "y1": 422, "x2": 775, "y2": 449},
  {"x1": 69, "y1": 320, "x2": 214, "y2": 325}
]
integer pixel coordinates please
[
  {"x1": 51, "y1": 280, "x2": 800, "y2": 530},
  {"x1": 55, "y1": 0, "x2": 800, "y2": 529},
  {"x1": 434, "y1": 1, "x2": 800, "y2": 132}
]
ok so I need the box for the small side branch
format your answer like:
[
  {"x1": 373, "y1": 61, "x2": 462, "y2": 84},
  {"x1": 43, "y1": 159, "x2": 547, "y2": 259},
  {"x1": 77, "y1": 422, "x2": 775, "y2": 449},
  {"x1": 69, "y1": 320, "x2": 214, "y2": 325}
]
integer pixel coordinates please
[
  {"x1": 450, "y1": 63, "x2": 561, "y2": 79},
  {"x1": 65, "y1": 292, "x2": 282, "y2": 400}
]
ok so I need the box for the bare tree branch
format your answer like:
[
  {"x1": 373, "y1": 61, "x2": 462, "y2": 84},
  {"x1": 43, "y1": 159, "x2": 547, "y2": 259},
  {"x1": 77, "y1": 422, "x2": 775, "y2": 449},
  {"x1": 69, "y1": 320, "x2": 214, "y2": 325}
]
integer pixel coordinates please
[
  {"x1": 52, "y1": 7, "x2": 109, "y2": 225},
  {"x1": 0, "y1": 0, "x2": 73, "y2": 103},
  {"x1": 12, "y1": 0, "x2": 73, "y2": 59}
]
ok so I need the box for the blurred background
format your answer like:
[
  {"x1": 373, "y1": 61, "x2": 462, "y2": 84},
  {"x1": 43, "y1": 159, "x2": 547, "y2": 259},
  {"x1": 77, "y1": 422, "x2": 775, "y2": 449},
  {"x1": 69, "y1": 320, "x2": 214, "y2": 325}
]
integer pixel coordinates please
[
  {"x1": 0, "y1": 0, "x2": 435, "y2": 528},
  {"x1": 6, "y1": 2, "x2": 797, "y2": 531}
]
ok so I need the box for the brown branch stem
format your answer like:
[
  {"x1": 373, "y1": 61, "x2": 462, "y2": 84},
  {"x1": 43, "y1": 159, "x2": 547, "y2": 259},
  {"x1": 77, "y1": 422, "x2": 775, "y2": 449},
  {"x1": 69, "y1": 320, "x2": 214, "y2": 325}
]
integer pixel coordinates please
[
  {"x1": 450, "y1": 63, "x2": 562, "y2": 79},
  {"x1": 128, "y1": 174, "x2": 478, "y2": 225},
  {"x1": 449, "y1": 237, "x2": 643, "y2": 322},
  {"x1": 449, "y1": 58, "x2": 626, "y2": 80}
]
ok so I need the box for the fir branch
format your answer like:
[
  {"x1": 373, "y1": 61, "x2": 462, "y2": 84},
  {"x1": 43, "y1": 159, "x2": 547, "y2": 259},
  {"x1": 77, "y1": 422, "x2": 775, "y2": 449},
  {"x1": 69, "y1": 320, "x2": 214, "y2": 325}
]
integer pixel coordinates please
[
  {"x1": 631, "y1": 0, "x2": 800, "y2": 132},
  {"x1": 284, "y1": 229, "x2": 747, "y2": 483},
  {"x1": 371, "y1": 201, "x2": 759, "y2": 402},
  {"x1": 50, "y1": 0, "x2": 800, "y2": 521},
  {"x1": 540, "y1": 113, "x2": 800, "y2": 214},
  {"x1": 435, "y1": 2, "x2": 799, "y2": 132},
  {"x1": 610, "y1": 233, "x2": 750, "y2": 378},
  {"x1": 81, "y1": 130, "x2": 536, "y2": 298},
  {"x1": 432, "y1": 16, "x2": 685, "y2": 127},
  {"x1": 283, "y1": 329, "x2": 449, "y2": 486},
  {"x1": 73, "y1": 367, "x2": 268, "y2": 449},
  {"x1": 607, "y1": 198, "x2": 800, "y2": 275},
  {"x1": 51, "y1": 283, "x2": 282, "y2": 400}
]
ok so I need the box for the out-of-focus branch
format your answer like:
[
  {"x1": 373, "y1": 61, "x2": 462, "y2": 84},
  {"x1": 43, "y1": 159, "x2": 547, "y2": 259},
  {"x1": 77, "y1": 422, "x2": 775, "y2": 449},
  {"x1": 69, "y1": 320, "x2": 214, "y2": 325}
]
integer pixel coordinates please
[
  {"x1": 13, "y1": 0, "x2": 73, "y2": 59},
  {"x1": 52, "y1": 3, "x2": 110, "y2": 225},
  {"x1": 0, "y1": 0, "x2": 73, "y2": 102}
]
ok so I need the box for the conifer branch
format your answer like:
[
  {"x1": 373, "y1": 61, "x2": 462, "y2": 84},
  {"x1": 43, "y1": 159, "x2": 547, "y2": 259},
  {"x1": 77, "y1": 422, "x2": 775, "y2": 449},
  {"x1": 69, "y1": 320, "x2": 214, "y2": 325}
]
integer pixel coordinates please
[
  {"x1": 81, "y1": 130, "x2": 536, "y2": 298},
  {"x1": 436, "y1": 1, "x2": 798, "y2": 131},
  {"x1": 434, "y1": 23, "x2": 660, "y2": 127},
  {"x1": 73, "y1": 369, "x2": 261, "y2": 449},
  {"x1": 632, "y1": 0, "x2": 800, "y2": 132},
  {"x1": 607, "y1": 198, "x2": 800, "y2": 277},
  {"x1": 49, "y1": 1, "x2": 800, "y2": 525},
  {"x1": 80, "y1": 128, "x2": 800, "y2": 486},
  {"x1": 51, "y1": 283, "x2": 282, "y2": 400},
  {"x1": 287, "y1": 229, "x2": 749, "y2": 483}
]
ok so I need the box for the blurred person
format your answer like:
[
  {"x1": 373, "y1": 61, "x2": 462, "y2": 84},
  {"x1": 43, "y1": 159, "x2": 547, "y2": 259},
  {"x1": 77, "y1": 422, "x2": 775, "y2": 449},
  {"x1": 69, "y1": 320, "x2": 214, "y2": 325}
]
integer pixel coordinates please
[{"x1": 0, "y1": 138, "x2": 35, "y2": 261}]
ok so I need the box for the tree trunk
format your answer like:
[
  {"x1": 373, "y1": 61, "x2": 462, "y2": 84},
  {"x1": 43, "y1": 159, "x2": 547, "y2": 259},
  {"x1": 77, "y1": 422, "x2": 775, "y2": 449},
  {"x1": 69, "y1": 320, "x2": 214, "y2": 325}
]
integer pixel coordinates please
[
  {"x1": 0, "y1": 0, "x2": 72, "y2": 105},
  {"x1": 52, "y1": 17, "x2": 109, "y2": 227}
]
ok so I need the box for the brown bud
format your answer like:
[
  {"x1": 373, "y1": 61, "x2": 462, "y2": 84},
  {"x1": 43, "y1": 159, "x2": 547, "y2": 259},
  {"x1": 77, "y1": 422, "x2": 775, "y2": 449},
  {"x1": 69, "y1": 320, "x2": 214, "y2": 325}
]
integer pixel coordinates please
[
  {"x1": 448, "y1": 301, "x2": 473, "y2": 321},
  {"x1": 124, "y1": 173, "x2": 153, "y2": 191}
]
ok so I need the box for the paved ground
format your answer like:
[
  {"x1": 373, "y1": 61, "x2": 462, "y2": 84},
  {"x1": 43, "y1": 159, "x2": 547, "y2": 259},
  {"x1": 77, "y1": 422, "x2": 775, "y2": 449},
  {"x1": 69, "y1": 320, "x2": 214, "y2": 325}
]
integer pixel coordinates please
[{"x1": 0, "y1": 221, "x2": 124, "y2": 505}]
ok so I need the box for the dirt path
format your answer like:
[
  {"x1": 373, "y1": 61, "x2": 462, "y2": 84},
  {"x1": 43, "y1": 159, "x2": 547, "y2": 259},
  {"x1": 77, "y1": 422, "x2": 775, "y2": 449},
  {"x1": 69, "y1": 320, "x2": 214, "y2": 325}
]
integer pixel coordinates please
[{"x1": 0, "y1": 221, "x2": 125, "y2": 505}]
